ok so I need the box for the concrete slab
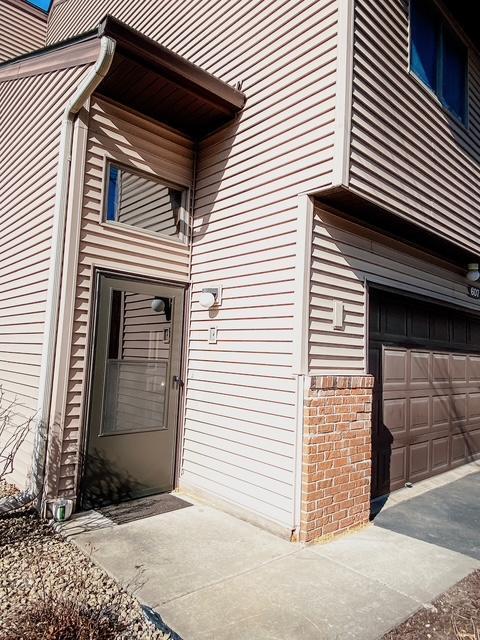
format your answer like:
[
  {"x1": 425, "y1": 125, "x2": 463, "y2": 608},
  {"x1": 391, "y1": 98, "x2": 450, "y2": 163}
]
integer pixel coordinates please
[
  {"x1": 62, "y1": 474, "x2": 480, "y2": 640},
  {"x1": 311, "y1": 525, "x2": 479, "y2": 604},
  {"x1": 63, "y1": 500, "x2": 294, "y2": 606},
  {"x1": 163, "y1": 549, "x2": 417, "y2": 640}
]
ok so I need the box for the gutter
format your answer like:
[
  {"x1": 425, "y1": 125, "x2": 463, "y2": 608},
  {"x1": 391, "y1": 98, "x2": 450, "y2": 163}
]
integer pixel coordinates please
[{"x1": 0, "y1": 36, "x2": 116, "y2": 514}]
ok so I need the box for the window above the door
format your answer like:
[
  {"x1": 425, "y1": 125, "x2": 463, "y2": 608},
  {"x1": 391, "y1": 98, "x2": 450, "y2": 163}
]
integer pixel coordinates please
[
  {"x1": 104, "y1": 163, "x2": 188, "y2": 242},
  {"x1": 410, "y1": 0, "x2": 468, "y2": 126}
]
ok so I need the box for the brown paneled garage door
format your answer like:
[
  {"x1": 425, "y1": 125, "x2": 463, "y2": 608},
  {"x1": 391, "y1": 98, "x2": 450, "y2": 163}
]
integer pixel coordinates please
[{"x1": 369, "y1": 289, "x2": 480, "y2": 498}]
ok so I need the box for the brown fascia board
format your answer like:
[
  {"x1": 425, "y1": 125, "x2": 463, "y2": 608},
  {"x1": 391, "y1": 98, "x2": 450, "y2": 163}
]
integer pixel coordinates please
[
  {"x1": 2, "y1": 0, "x2": 48, "y2": 20},
  {"x1": 99, "y1": 16, "x2": 246, "y2": 115},
  {"x1": 0, "y1": 32, "x2": 100, "y2": 80}
]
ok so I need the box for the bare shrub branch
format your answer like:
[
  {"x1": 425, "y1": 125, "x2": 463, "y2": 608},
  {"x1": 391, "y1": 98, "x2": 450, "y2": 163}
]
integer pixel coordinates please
[{"x1": 0, "y1": 387, "x2": 32, "y2": 484}]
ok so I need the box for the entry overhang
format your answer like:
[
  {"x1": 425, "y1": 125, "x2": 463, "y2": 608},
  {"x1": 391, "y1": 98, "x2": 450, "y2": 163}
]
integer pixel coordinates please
[
  {"x1": 97, "y1": 16, "x2": 246, "y2": 137},
  {"x1": 0, "y1": 15, "x2": 246, "y2": 138}
]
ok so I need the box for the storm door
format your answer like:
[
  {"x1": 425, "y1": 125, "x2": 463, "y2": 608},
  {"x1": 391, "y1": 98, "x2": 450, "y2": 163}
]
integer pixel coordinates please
[{"x1": 82, "y1": 274, "x2": 184, "y2": 508}]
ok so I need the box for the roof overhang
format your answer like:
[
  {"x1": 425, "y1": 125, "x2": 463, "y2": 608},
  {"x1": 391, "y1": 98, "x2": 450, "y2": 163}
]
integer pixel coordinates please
[
  {"x1": 0, "y1": 15, "x2": 246, "y2": 138},
  {"x1": 97, "y1": 17, "x2": 245, "y2": 137}
]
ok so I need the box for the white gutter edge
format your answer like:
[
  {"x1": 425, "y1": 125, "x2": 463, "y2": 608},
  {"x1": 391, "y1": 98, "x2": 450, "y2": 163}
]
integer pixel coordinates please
[
  {"x1": 0, "y1": 36, "x2": 116, "y2": 514},
  {"x1": 291, "y1": 194, "x2": 314, "y2": 537}
]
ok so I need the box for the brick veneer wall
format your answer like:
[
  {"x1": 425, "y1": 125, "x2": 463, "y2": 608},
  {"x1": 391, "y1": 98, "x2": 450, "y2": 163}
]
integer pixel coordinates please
[{"x1": 300, "y1": 375, "x2": 374, "y2": 543}]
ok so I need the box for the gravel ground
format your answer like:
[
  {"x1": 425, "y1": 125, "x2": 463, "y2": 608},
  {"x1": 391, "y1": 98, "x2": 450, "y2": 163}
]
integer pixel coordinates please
[
  {"x1": 384, "y1": 569, "x2": 480, "y2": 640},
  {"x1": 0, "y1": 481, "x2": 169, "y2": 639}
]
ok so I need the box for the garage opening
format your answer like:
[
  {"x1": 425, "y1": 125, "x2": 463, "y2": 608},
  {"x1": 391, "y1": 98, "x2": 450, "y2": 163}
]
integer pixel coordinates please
[{"x1": 369, "y1": 288, "x2": 480, "y2": 499}]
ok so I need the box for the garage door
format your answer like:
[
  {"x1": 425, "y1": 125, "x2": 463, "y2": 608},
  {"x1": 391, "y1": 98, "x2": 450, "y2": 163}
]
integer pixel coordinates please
[{"x1": 369, "y1": 289, "x2": 480, "y2": 498}]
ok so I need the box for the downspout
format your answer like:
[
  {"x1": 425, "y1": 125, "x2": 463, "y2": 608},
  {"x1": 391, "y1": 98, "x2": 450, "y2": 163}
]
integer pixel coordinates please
[{"x1": 0, "y1": 36, "x2": 116, "y2": 514}]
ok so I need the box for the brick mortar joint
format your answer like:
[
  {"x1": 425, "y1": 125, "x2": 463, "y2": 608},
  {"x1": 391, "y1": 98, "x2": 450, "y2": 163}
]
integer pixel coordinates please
[{"x1": 309, "y1": 375, "x2": 374, "y2": 391}]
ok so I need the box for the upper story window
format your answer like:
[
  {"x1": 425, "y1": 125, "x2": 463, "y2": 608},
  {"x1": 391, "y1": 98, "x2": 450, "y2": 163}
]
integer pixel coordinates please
[
  {"x1": 105, "y1": 163, "x2": 188, "y2": 242},
  {"x1": 410, "y1": 0, "x2": 468, "y2": 125}
]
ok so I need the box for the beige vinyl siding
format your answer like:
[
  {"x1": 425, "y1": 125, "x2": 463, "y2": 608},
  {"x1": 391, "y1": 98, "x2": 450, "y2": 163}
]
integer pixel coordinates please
[
  {"x1": 0, "y1": 0, "x2": 46, "y2": 62},
  {"x1": 309, "y1": 205, "x2": 480, "y2": 376},
  {"x1": 348, "y1": 0, "x2": 480, "y2": 255},
  {"x1": 48, "y1": 0, "x2": 340, "y2": 528},
  {"x1": 180, "y1": 0, "x2": 338, "y2": 529},
  {"x1": 56, "y1": 98, "x2": 192, "y2": 495},
  {"x1": 0, "y1": 64, "x2": 91, "y2": 487}
]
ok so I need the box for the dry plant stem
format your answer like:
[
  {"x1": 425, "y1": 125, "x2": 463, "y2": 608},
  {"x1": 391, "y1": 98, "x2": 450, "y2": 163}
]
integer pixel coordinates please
[{"x1": 0, "y1": 387, "x2": 32, "y2": 483}]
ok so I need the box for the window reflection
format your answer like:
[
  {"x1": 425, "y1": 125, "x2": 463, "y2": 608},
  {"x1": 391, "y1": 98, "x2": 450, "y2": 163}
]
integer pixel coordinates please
[{"x1": 105, "y1": 164, "x2": 187, "y2": 240}]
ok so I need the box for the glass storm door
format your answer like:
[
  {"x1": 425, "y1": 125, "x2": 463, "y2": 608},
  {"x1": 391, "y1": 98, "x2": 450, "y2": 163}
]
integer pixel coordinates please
[{"x1": 82, "y1": 274, "x2": 184, "y2": 508}]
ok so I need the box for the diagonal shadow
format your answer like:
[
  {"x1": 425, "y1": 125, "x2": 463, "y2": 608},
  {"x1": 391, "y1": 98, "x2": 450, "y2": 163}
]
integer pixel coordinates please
[{"x1": 374, "y1": 472, "x2": 480, "y2": 560}]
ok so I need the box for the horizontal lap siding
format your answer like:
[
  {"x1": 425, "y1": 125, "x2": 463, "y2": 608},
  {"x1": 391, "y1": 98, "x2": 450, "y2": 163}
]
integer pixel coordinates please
[
  {"x1": 0, "y1": 1, "x2": 46, "y2": 62},
  {"x1": 309, "y1": 206, "x2": 480, "y2": 375},
  {"x1": 177, "y1": 0, "x2": 338, "y2": 529},
  {"x1": 349, "y1": 0, "x2": 480, "y2": 254},
  {"x1": 57, "y1": 98, "x2": 192, "y2": 494},
  {"x1": 0, "y1": 64, "x2": 90, "y2": 487},
  {"x1": 48, "y1": 0, "x2": 339, "y2": 529}
]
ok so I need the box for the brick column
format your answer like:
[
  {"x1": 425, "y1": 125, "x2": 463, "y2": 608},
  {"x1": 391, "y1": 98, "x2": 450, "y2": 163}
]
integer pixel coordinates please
[{"x1": 300, "y1": 375, "x2": 374, "y2": 543}]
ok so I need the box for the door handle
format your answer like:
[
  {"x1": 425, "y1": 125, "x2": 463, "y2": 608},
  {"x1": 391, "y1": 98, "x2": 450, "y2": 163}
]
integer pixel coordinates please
[{"x1": 173, "y1": 375, "x2": 184, "y2": 388}]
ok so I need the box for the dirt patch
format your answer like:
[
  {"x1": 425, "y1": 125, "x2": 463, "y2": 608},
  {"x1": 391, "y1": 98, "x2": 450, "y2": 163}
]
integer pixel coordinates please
[{"x1": 384, "y1": 570, "x2": 480, "y2": 640}]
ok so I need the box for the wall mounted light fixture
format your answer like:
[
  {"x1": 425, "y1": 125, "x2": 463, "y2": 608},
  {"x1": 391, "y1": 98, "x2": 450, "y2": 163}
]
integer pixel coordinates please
[
  {"x1": 466, "y1": 263, "x2": 480, "y2": 282},
  {"x1": 151, "y1": 296, "x2": 172, "y2": 321},
  {"x1": 199, "y1": 287, "x2": 222, "y2": 309}
]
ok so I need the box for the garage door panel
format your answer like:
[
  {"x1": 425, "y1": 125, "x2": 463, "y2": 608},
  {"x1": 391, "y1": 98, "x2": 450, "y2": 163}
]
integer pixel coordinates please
[
  {"x1": 453, "y1": 317, "x2": 468, "y2": 344},
  {"x1": 410, "y1": 397, "x2": 429, "y2": 433},
  {"x1": 384, "y1": 301, "x2": 408, "y2": 337},
  {"x1": 411, "y1": 308, "x2": 429, "y2": 339},
  {"x1": 410, "y1": 351, "x2": 430, "y2": 385},
  {"x1": 468, "y1": 429, "x2": 480, "y2": 456},
  {"x1": 432, "y1": 437, "x2": 449, "y2": 471},
  {"x1": 467, "y1": 356, "x2": 480, "y2": 382},
  {"x1": 468, "y1": 393, "x2": 480, "y2": 420},
  {"x1": 452, "y1": 434, "x2": 467, "y2": 463},
  {"x1": 409, "y1": 441, "x2": 430, "y2": 482},
  {"x1": 432, "y1": 353, "x2": 450, "y2": 382},
  {"x1": 389, "y1": 446, "x2": 407, "y2": 490},
  {"x1": 383, "y1": 349, "x2": 407, "y2": 385},
  {"x1": 370, "y1": 290, "x2": 480, "y2": 498},
  {"x1": 451, "y1": 355, "x2": 467, "y2": 381},
  {"x1": 383, "y1": 398, "x2": 406, "y2": 434},
  {"x1": 452, "y1": 394, "x2": 467, "y2": 422},
  {"x1": 430, "y1": 316, "x2": 449, "y2": 342},
  {"x1": 432, "y1": 396, "x2": 450, "y2": 430},
  {"x1": 470, "y1": 322, "x2": 480, "y2": 346}
]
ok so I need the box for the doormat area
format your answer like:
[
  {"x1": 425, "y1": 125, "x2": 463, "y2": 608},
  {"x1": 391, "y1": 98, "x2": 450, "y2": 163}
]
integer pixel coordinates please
[{"x1": 98, "y1": 494, "x2": 193, "y2": 526}]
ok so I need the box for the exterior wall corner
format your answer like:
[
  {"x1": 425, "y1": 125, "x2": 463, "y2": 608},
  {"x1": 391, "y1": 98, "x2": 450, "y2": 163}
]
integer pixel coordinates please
[{"x1": 299, "y1": 373, "x2": 373, "y2": 543}]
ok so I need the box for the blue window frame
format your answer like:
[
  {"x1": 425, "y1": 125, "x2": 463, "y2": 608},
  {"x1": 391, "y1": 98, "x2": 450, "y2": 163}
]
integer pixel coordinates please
[{"x1": 410, "y1": 0, "x2": 467, "y2": 125}]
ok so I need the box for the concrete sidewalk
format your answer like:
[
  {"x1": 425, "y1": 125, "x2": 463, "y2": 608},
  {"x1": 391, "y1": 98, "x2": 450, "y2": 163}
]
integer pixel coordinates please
[{"x1": 60, "y1": 473, "x2": 480, "y2": 640}]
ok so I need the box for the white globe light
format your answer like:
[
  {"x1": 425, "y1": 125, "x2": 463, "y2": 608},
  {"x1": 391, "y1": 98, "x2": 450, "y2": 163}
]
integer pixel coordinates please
[
  {"x1": 151, "y1": 297, "x2": 166, "y2": 313},
  {"x1": 467, "y1": 264, "x2": 480, "y2": 282},
  {"x1": 467, "y1": 270, "x2": 480, "y2": 282},
  {"x1": 198, "y1": 291, "x2": 216, "y2": 309}
]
